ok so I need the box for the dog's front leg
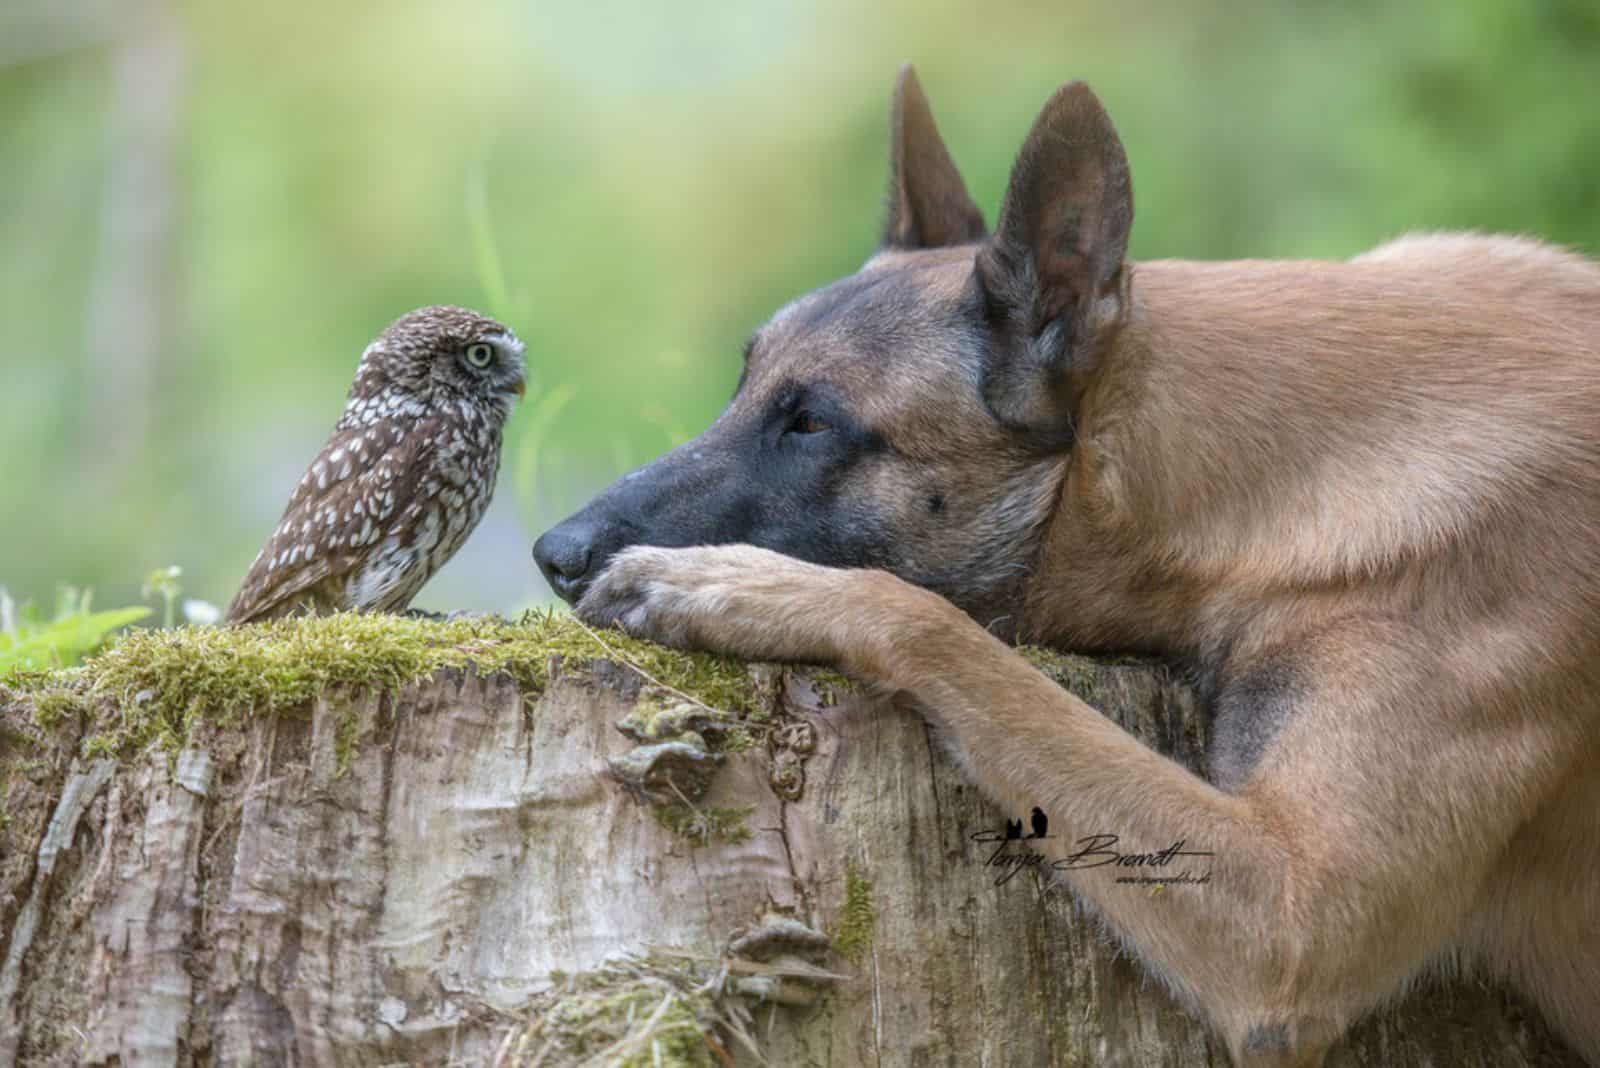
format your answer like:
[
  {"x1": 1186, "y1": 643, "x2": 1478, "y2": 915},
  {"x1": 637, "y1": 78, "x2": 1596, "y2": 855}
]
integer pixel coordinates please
[{"x1": 578, "y1": 545, "x2": 1568, "y2": 1068}]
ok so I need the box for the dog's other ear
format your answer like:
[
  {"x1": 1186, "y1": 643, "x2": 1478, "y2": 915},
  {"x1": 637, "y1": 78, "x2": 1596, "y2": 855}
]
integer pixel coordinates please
[
  {"x1": 881, "y1": 65, "x2": 987, "y2": 250},
  {"x1": 975, "y1": 82, "x2": 1133, "y2": 436}
]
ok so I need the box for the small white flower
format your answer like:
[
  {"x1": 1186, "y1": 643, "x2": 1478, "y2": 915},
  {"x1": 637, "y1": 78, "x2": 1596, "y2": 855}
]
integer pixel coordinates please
[{"x1": 182, "y1": 599, "x2": 222, "y2": 626}]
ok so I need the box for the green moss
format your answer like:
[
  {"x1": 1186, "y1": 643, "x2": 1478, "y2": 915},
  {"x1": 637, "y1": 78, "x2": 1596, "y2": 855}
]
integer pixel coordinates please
[
  {"x1": 527, "y1": 612, "x2": 763, "y2": 715},
  {"x1": 11, "y1": 609, "x2": 758, "y2": 764},
  {"x1": 831, "y1": 862, "x2": 876, "y2": 963},
  {"x1": 28, "y1": 690, "x2": 87, "y2": 731},
  {"x1": 500, "y1": 955, "x2": 720, "y2": 1067},
  {"x1": 1018, "y1": 646, "x2": 1104, "y2": 704},
  {"x1": 720, "y1": 726, "x2": 761, "y2": 754},
  {"x1": 808, "y1": 668, "x2": 857, "y2": 707},
  {"x1": 652, "y1": 803, "x2": 755, "y2": 847},
  {"x1": 548, "y1": 984, "x2": 710, "y2": 1067},
  {"x1": 331, "y1": 695, "x2": 364, "y2": 775}
]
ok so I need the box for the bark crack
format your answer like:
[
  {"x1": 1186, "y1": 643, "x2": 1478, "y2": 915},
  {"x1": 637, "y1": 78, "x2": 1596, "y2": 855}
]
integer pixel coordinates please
[
  {"x1": 0, "y1": 758, "x2": 115, "y2": 1054},
  {"x1": 773, "y1": 797, "x2": 808, "y2": 919},
  {"x1": 922, "y1": 720, "x2": 945, "y2": 847}
]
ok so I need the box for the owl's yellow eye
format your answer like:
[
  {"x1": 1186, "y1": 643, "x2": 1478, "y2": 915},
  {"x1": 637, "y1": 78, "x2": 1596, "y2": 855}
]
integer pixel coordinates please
[{"x1": 464, "y1": 342, "x2": 495, "y2": 369}]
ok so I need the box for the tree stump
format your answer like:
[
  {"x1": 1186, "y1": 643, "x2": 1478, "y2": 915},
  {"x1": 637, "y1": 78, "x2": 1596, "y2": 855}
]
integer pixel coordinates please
[{"x1": 0, "y1": 616, "x2": 1580, "y2": 1066}]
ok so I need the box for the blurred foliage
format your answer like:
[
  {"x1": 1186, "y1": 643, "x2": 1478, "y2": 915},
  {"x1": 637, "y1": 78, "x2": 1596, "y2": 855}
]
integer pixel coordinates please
[
  {"x1": 1, "y1": 0, "x2": 1597, "y2": 614},
  {"x1": 141, "y1": 564, "x2": 184, "y2": 628},
  {"x1": 0, "y1": 587, "x2": 150, "y2": 675}
]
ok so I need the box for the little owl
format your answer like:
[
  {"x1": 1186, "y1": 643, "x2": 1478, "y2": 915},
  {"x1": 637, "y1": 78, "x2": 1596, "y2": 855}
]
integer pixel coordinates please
[{"x1": 226, "y1": 305, "x2": 526, "y2": 623}]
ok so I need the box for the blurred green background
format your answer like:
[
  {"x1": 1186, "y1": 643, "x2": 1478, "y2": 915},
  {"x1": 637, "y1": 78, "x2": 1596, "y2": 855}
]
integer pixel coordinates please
[{"x1": 3, "y1": 0, "x2": 1597, "y2": 617}]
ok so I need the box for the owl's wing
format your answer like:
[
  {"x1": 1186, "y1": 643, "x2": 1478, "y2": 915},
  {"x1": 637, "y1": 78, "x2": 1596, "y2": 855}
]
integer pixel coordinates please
[{"x1": 225, "y1": 420, "x2": 434, "y2": 623}]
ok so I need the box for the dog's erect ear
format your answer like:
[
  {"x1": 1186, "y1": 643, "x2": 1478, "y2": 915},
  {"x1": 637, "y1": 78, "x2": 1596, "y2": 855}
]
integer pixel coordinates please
[
  {"x1": 975, "y1": 81, "x2": 1133, "y2": 436},
  {"x1": 881, "y1": 65, "x2": 987, "y2": 250}
]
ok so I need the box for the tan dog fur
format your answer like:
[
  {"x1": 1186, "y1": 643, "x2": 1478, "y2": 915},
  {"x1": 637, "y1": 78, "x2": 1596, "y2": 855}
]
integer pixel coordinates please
[{"x1": 566, "y1": 70, "x2": 1600, "y2": 1066}]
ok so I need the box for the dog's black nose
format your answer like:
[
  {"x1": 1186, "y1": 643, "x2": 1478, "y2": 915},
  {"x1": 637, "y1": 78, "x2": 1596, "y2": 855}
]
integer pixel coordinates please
[{"x1": 533, "y1": 521, "x2": 596, "y2": 603}]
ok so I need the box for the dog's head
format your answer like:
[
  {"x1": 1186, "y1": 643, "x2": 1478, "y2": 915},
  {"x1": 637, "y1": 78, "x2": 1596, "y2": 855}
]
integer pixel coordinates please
[{"x1": 535, "y1": 68, "x2": 1134, "y2": 629}]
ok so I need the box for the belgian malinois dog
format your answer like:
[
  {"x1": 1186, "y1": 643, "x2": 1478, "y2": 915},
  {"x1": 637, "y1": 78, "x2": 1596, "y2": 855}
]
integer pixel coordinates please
[{"x1": 533, "y1": 68, "x2": 1600, "y2": 1066}]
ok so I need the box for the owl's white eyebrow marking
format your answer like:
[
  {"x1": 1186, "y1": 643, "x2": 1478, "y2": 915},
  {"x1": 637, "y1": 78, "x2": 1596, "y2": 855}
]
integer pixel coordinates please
[{"x1": 488, "y1": 330, "x2": 526, "y2": 361}]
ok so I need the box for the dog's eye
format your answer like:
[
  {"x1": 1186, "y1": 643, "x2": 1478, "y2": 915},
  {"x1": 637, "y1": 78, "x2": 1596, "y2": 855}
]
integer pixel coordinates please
[
  {"x1": 789, "y1": 410, "x2": 831, "y2": 435},
  {"x1": 464, "y1": 342, "x2": 495, "y2": 369}
]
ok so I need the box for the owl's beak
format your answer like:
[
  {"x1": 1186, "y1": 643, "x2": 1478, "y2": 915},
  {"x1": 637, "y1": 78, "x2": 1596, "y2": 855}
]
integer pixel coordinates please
[{"x1": 514, "y1": 378, "x2": 527, "y2": 400}]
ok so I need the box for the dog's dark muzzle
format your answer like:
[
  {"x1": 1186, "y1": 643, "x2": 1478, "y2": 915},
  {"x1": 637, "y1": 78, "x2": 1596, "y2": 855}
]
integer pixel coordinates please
[
  {"x1": 534, "y1": 437, "x2": 743, "y2": 604},
  {"x1": 532, "y1": 518, "x2": 603, "y2": 603}
]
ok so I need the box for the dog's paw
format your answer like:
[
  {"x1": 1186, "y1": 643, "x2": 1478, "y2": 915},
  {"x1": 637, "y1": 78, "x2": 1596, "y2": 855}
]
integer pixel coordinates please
[
  {"x1": 575, "y1": 545, "x2": 709, "y2": 647},
  {"x1": 575, "y1": 544, "x2": 841, "y2": 661}
]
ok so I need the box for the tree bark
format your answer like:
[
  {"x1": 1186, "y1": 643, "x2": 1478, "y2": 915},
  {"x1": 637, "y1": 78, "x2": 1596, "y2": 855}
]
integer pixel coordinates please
[{"x1": 0, "y1": 646, "x2": 1580, "y2": 1066}]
